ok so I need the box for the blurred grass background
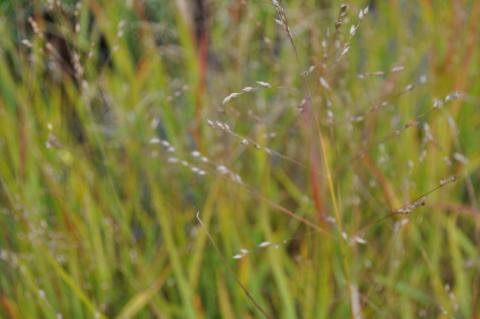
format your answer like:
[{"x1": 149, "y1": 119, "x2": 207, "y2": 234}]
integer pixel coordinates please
[{"x1": 0, "y1": 0, "x2": 479, "y2": 318}]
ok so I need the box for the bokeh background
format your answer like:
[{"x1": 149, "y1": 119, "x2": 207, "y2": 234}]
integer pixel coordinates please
[{"x1": 0, "y1": 0, "x2": 479, "y2": 318}]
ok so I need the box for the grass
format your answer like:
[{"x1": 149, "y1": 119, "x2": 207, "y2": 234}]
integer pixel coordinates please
[{"x1": 0, "y1": 0, "x2": 479, "y2": 318}]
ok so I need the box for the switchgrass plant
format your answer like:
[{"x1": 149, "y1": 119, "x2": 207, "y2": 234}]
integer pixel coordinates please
[{"x1": 0, "y1": 0, "x2": 479, "y2": 318}]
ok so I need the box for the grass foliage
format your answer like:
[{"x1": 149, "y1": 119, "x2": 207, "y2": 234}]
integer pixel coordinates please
[{"x1": 0, "y1": 0, "x2": 479, "y2": 318}]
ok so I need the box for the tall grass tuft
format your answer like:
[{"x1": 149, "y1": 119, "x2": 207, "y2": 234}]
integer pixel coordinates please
[{"x1": 0, "y1": 1, "x2": 479, "y2": 318}]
